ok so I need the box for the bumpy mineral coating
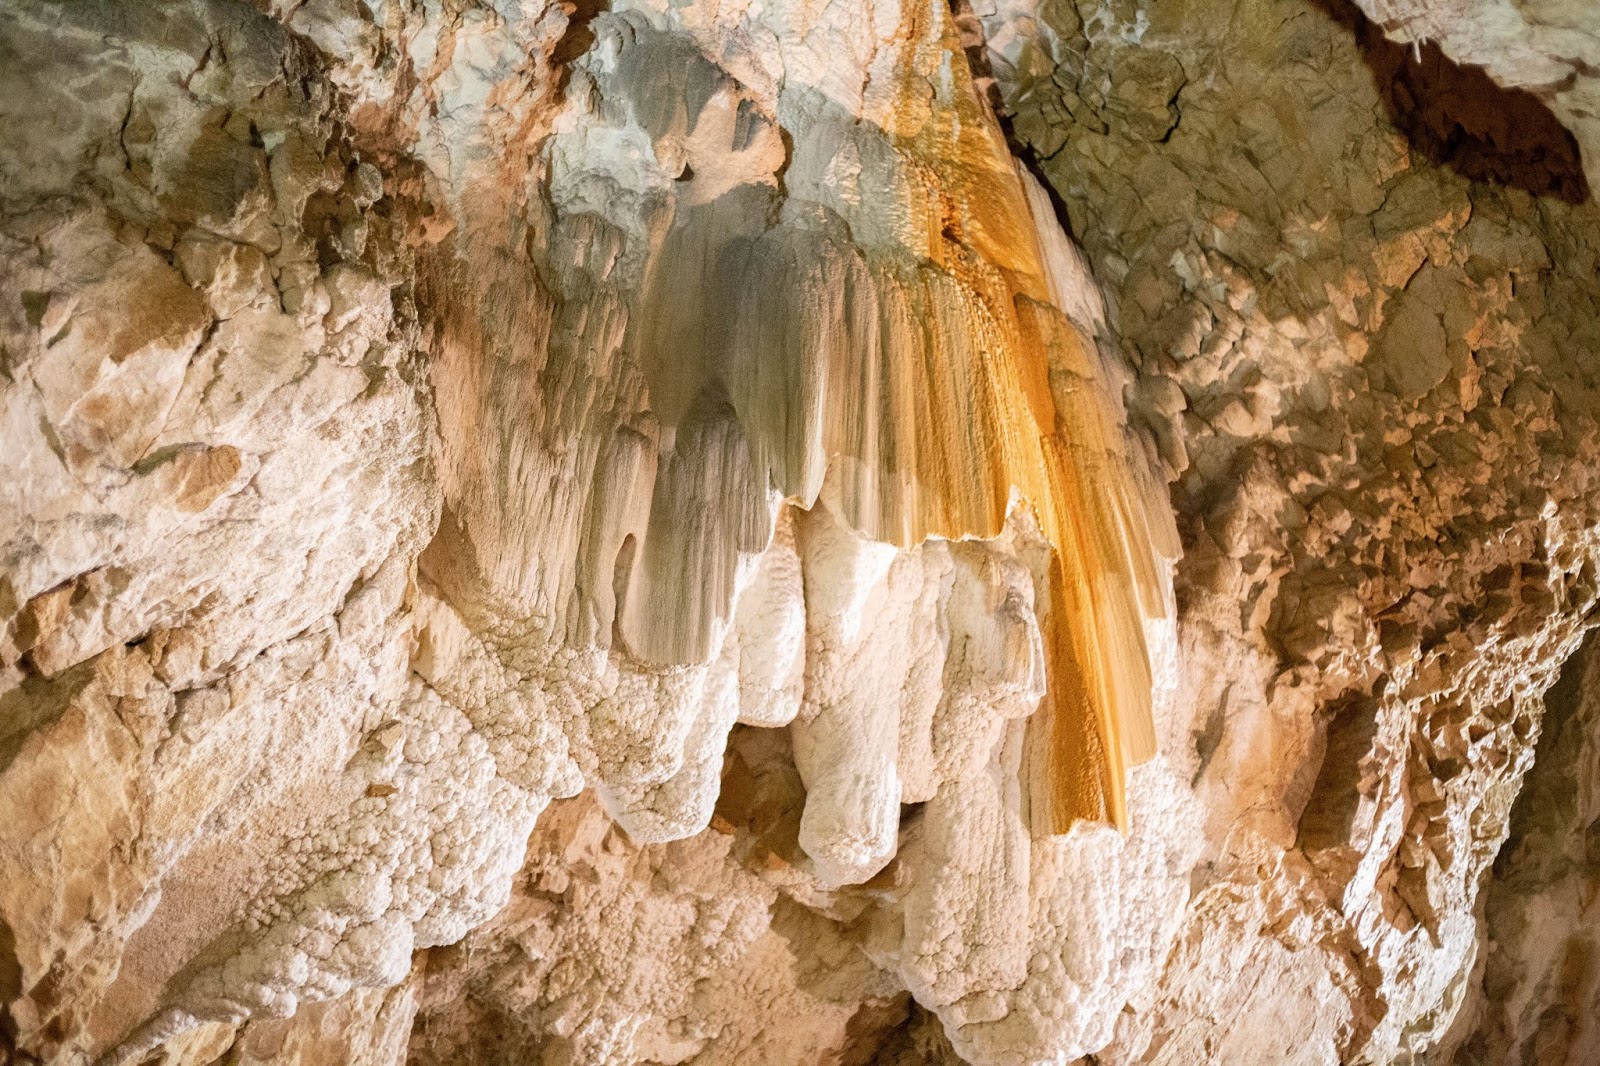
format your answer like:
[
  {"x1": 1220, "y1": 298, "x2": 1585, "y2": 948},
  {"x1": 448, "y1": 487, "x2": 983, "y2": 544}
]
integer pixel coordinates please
[
  {"x1": 982, "y1": 0, "x2": 1600, "y2": 1060},
  {"x1": 5, "y1": 0, "x2": 1600, "y2": 1063},
  {"x1": 1443, "y1": 631, "x2": 1600, "y2": 1065},
  {"x1": 0, "y1": 0, "x2": 1171, "y2": 1058}
]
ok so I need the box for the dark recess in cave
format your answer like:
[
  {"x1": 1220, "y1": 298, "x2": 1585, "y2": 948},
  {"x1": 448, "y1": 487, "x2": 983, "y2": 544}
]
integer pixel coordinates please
[
  {"x1": 1296, "y1": 692, "x2": 1382, "y2": 851},
  {"x1": 552, "y1": 0, "x2": 609, "y2": 95},
  {"x1": 946, "y1": 0, "x2": 1086, "y2": 244},
  {"x1": 1317, "y1": 0, "x2": 1590, "y2": 203}
]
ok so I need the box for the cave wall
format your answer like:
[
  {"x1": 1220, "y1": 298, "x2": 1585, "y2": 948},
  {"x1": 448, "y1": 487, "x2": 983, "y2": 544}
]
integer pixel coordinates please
[
  {"x1": 1349, "y1": 0, "x2": 1600, "y2": 196},
  {"x1": 1450, "y1": 631, "x2": 1600, "y2": 1065},
  {"x1": 3, "y1": 0, "x2": 1600, "y2": 1064}
]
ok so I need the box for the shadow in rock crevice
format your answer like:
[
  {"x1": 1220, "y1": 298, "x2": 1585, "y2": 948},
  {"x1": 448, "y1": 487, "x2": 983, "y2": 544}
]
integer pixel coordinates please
[{"x1": 1314, "y1": 0, "x2": 1590, "y2": 203}]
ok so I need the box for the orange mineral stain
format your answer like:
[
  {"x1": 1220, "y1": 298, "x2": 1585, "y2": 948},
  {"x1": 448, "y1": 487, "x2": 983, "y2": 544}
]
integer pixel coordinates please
[
  {"x1": 628, "y1": 7, "x2": 1169, "y2": 833},
  {"x1": 856, "y1": 16, "x2": 1168, "y2": 831}
]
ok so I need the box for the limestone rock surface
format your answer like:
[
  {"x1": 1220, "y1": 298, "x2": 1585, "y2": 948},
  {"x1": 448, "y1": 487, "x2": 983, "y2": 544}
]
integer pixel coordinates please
[
  {"x1": 3, "y1": 0, "x2": 1600, "y2": 1064},
  {"x1": 1444, "y1": 631, "x2": 1600, "y2": 1065}
]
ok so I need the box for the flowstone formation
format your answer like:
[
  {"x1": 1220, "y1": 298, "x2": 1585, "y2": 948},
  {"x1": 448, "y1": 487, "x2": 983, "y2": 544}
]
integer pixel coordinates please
[{"x1": 3, "y1": 0, "x2": 1600, "y2": 1064}]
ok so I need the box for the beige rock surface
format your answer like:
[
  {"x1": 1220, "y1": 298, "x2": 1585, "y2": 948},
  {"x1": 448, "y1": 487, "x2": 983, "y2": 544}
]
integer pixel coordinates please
[
  {"x1": 981, "y1": 0, "x2": 1600, "y2": 1060},
  {"x1": 3, "y1": 0, "x2": 1600, "y2": 1063},
  {"x1": 1444, "y1": 631, "x2": 1600, "y2": 1065}
]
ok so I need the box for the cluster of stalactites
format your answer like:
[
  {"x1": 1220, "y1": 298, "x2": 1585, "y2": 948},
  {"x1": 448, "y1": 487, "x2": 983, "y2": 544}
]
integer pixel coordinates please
[
  {"x1": 438, "y1": 3, "x2": 1177, "y2": 834},
  {"x1": 612, "y1": 154, "x2": 1173, "y2": 832}
]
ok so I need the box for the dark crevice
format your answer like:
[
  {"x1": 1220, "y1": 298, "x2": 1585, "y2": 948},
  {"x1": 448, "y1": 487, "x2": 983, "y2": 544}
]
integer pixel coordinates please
[
  {"x1": 551, "y1": 0, "x2": 607, "y2": 68},
  {"x1": 551, "y1": 0, "x2": 609, "y2": 96},
  {"x1": 946, "y1": 0, "x2": 1085, "y2": 244},
  {"x1": 1296, "y1": 693, "x2": 1383, "y2": 850},
  {"x1": 1315, "y1": 0, "x2": 1590, "y2": 203}
]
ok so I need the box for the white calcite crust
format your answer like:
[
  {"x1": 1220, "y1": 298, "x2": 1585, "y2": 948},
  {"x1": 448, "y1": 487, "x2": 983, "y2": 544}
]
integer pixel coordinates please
[{"x1": 5, "y1": 0, "x2": 1600, "y2": 1063}]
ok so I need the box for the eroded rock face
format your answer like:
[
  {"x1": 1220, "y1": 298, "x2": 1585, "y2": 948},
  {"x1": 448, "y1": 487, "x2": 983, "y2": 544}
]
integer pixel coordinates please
[
  {"x1": 981, "y1": 0, "x2": 1600, "y2": 1059},
  {"x1": 3, "y1": 0, "x2": 1600, "y2": 1063},
  {"x1": 1, "y1": 3, "x2": 442, "y2": 1058},
  {"x1": 1446, "y1": 631, "x2": 1600, "y2": 1065}
]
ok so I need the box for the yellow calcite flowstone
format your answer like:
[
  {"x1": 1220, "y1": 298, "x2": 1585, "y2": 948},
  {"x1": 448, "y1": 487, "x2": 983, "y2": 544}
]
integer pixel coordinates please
[{"x1": 616, "y1": 2, "x2": 1173, "y2": 830}]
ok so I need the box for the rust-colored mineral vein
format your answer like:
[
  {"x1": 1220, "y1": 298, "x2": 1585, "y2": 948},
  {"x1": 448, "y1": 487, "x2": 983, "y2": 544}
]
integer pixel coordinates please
[
  {"x1": 623, "y1": 9, "x2": 1169, "y2": 831},
  {"x1": 855, "y1": 6, "x2": 1167, "y2": 830}
]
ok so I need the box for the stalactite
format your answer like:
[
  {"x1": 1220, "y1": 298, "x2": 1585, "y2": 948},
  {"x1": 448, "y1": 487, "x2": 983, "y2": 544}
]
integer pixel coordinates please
[
  {"x1": 9, "y1": 0, "x2": 1600, "y2": 1061},
  {"x1": 600, "y1": 2, "x2": 1175, "y2": 832}
]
